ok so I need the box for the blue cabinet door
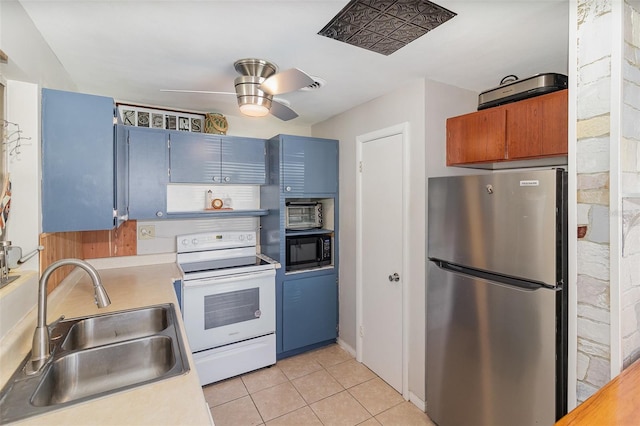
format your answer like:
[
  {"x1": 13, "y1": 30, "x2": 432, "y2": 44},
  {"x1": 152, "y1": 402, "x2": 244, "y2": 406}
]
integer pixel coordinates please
[
  {"x1": 114, "y1": 124, "x2": 129, "y2": 226},
  {"x1": 42, "y1": 89, "x2": 115, "y2": 232},
  {"x1": 169, "y1": 132, "x2": 222, "y2": 183},
  {"x1": 128, "y1": 127, "x2": 169, "y2": 219},
  {"x1": 221, "y1": 136, "x2": 266, "y2": 184},
  {"x1": 282, "y1": 273, "x2": 338, "y2": 352},
  {"x1": 281, "y1": 136, "x2": 338, "y2": 195}
]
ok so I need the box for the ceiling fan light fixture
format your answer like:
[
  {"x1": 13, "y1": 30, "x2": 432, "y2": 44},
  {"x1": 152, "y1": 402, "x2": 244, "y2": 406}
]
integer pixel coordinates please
[
  {"x1": 235, "y1": 75, "x2": 273, "y2": 117},
  {"x1": 239, "y1": 102, "x2": 270, "y2": 117}
]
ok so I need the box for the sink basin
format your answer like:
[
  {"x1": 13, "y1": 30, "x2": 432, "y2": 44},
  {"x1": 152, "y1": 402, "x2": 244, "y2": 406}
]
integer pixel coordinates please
[
  {"x1": 60, "y1": 305, "x2": 169, "y2": 350},
  {"x1": 0, "y1": 304, "x2": 190, "y2": 424},
  {"x1": 32, "y1": 335, "x2": 175, "y2": 406}
]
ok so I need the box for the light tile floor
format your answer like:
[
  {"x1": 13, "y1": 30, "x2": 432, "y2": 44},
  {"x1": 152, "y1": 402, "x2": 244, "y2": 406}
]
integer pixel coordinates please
[{"x1": 203, "y1": 344, "x2": 436, "y2": 426}]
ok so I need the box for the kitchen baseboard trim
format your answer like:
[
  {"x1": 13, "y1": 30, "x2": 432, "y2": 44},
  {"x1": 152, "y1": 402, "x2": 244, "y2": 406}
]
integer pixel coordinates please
[
  {"x1": 409, "y1": 392, "x2": 426, "y2": 412},
  {"x1": 337, "y1": 338, "x2": 356, "y2": 357}
]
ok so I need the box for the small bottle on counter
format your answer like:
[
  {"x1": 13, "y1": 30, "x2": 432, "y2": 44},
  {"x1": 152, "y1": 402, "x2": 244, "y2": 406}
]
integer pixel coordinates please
[
  {"x1": 223, "y1": 194, "x2": 233, "y2": 210},
  {"x1": 205, "y1": 190, "x2": 213, "y2": 209}
]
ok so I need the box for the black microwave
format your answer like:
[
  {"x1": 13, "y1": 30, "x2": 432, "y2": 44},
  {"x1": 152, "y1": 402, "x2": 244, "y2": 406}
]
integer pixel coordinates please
[{"x1": 285, "y1": 234, "x2": 332, "y2": 272}]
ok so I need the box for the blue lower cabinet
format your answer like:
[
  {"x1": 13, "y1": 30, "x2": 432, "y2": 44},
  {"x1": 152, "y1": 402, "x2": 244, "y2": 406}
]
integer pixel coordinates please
[{"x1": 282, "y1": 273, "x2": 338, "y2": 353}]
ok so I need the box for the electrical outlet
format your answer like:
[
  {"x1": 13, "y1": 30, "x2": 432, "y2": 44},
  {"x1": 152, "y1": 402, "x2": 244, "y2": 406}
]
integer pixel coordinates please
[{"x1": 138, "y1": 225, "x2": 156, "y2": 240}]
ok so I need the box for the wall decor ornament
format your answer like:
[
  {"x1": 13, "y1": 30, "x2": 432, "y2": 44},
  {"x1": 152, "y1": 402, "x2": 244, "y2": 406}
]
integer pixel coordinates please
[
  {"x1": 117, "y1": 104, "x2": 205, "y2": 133},
  {"x1": 204, "y1": 113, "x2": 228, "y2": 135}
]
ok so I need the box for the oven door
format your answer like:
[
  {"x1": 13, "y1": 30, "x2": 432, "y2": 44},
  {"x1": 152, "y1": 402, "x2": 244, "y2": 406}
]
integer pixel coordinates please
[{"x1": 182, "y1": 269, "x2": 275, "y2": 352}]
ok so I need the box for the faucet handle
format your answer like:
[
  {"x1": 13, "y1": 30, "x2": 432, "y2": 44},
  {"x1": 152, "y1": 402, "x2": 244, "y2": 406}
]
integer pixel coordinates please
[{"x1": 47, "y1": 315, "x2": 65, "y2": 334}]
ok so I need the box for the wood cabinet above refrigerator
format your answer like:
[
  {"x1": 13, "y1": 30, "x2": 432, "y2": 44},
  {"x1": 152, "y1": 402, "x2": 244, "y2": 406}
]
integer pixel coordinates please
[{"x1": 446, "y1": 90, "x2": 568, "y2": 168}]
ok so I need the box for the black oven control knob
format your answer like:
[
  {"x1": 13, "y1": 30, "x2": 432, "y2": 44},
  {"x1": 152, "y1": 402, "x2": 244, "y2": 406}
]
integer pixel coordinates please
[{"x1": 254, "y1": 310, "x2": 262, "y2": 318}]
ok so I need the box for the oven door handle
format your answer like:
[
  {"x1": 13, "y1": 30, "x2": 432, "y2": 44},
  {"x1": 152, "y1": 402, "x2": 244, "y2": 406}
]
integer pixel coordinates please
[{"x1": 183, "y1": 270, "x2": 275, "y2": 288}]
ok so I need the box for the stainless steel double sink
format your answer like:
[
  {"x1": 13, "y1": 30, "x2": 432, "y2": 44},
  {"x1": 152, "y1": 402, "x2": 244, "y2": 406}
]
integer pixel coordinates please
[{"x1": 0, "y1": 304, "x2": 190, "y2": 423}]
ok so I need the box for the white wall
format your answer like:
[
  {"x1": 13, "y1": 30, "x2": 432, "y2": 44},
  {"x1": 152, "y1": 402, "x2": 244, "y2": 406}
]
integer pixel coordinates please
[
  {"x1": 311, "y1": 78, "x2": 483, "y2": 404},
  {"x1": 0, "y1": 0, "x2": 75, "y2": 90},
  {"x1": 312, "y1": 78, "x2": 427, "y2": 401},
  {"x1": 424, "y1": 79, "x2": 482, "y2": 179},
  {"x1": 0, "y1": 0, "x2": 77, "y2": 344},
  {"x1": 0, "y1": 0, "x2": 76, "y2": 273},
  {"x1": 5, "y1": 80, "x2": 39, "y2": 271}
]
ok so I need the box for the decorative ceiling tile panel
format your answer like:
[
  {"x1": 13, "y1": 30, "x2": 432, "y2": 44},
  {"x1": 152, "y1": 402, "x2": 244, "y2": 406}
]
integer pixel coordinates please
[
  {"x1": 321, "y1": 18, "x2": 358, "y2": 41},
  {"x1": 372, "y1": 38, "x2": 407, "y2": 55},
  {"x1": 368, "y1": 12, "x2": 406, "y2": 34},
  {"x1": 385, "y1": 0, "x2": 422, "y2": 21},
  {"x1": 341, "y1": 3, "x2": 382, "y2": 28},
  {"x1": 347, "y1": 29, "x2": 385, "y2": 48},
  {"x1": 318, "y1": 0, "x2": 456, "y2": 55},
  {"x1": 357, "y1": 0, "x2": 396, "y2": 12},
  {"x1": 389, "y1": 23, "x2": 425, "y2": 42}
]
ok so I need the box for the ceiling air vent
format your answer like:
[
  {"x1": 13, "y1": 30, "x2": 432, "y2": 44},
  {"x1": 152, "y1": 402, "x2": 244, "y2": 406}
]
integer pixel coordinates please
[{"x1": 300, "y1": 77, "x2": 327, "y2": 91}]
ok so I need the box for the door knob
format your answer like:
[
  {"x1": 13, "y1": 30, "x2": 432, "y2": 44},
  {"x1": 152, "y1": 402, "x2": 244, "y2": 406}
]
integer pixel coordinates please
[{"x1": 388, "y1": 273, "x2": 400, "y2": 282}]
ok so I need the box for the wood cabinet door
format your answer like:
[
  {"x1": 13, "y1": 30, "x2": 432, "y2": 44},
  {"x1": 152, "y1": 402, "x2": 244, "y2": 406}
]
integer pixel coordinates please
[
  {"x1": 541, "y1": 90, "x2": 568, "y2": 156},
  {"x1": 446, "y1": 108, "x2": 506, "y2": 165},
  {"x1": 507, "y1": 90, "x2": 568, "y2": 159}
]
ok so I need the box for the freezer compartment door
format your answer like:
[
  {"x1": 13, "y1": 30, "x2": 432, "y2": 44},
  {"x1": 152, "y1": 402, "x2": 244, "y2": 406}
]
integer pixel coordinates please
[
  {"x1": 426, "y1": 263, "x2": 558, "y2": 426},
  {"x1": 428, "y1": 169, "x2": 564, "y2": 286}
]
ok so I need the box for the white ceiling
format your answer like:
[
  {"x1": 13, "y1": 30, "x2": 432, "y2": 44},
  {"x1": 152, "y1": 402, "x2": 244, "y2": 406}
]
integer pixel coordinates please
[{"x1": 19, "y1": 0, "x2": 570, "y2": 126}]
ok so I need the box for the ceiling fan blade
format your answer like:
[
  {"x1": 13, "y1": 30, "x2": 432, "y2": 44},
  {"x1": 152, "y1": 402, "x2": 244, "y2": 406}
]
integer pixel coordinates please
[
  {"x1": 270, "y1": 99, "x2": 299, "y2": 121},
  {"x1": 259, "y1": 68, "x2": 315, "y2": 95},
  {"x1": 160, "y1": 89, "x2": 235, "y2": 95}
]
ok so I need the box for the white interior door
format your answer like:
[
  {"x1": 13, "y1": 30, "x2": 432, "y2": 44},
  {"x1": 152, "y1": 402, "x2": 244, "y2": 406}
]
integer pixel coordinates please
[{"x1": 359, "y1": 132, "x2": 404, "y2": 393}]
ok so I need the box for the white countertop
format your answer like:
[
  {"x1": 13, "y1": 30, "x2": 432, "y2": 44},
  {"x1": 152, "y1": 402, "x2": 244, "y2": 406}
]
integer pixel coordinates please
[{"x1": 0, "y1": 262, "x2": 212, "y2": 425}]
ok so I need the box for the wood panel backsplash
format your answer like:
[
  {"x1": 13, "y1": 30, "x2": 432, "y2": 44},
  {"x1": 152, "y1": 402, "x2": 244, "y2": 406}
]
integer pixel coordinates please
[
  {"x1": 39, "y1": 221, "x2": 137, "y2": 294},
  {"x1": 82, "y1": 220, "x2": 137, "y2": 259}
]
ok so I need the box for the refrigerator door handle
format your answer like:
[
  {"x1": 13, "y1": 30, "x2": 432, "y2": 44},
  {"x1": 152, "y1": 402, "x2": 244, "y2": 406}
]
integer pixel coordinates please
[{"x1": 430, "y1": 259, "x2": 551, "y2": 290}]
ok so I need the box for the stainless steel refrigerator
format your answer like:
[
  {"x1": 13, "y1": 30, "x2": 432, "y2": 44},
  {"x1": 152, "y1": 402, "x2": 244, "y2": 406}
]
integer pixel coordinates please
[{"x1": 426, "y1": 169, "x2": 568, "y2": 426}]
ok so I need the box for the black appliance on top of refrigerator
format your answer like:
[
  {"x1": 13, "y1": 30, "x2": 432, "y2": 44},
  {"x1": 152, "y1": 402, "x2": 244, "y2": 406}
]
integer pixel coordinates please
[{"x1": 426, "y1": 169, "x2": 568, "y2": 426}]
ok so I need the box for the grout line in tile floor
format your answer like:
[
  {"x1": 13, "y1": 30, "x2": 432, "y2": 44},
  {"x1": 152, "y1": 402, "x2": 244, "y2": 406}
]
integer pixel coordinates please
[{"x1": 202, "y1": 343, "x2": 435, "y2": 426}]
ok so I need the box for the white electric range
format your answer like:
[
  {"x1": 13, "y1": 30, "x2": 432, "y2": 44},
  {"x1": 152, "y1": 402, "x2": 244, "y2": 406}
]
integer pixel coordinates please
[{"x1": 176, "y1": 231, "x2": 277, "y2": 386}]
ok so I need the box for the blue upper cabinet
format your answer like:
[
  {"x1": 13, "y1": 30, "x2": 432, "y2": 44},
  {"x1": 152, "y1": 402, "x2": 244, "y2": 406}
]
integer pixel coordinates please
[
  {"x1": 42, "y1": 88, "x2": 117, "y2": 232},
  {"x1": 169, "y1": 131, "x2": 265, "y2": 184},
  {"x1": 169, "y1": 131, "x2": 221, "y2": 183},
  {"x1": 221, "y1": 136, "x2": 266, "y2": 184},
  {"x1": 114, "y1": 124, "x2": 129, "y2": 226},
  {"x1": 279, "y1": 135, "x2": 338, "y2": 195},
  {"x1": 127, "y1": 127, "x2": 169, "y2": 220}
]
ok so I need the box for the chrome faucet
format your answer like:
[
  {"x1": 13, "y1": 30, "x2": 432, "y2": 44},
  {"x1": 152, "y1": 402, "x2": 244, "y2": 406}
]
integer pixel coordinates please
[{"x1": 28, "y1": 258, "x2": 111, "y2": 373}]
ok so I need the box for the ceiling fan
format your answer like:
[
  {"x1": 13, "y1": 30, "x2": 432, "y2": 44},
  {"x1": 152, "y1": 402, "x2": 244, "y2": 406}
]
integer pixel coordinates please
[{"x1": 162, "y1": 58, "x2": 316, "y2": 121}]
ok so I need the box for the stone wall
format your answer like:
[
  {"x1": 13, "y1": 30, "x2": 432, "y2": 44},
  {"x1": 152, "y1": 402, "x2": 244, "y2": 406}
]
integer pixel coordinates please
[
  {"x1": 621, "y1": 0, "x2": 640, "y2": 368},
  {"x1": 576, "y1": 0, "x2": 640, "y2": 403},
  {"x1": 575, "y1": 0, "x2": 613, "y2": 402}
]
